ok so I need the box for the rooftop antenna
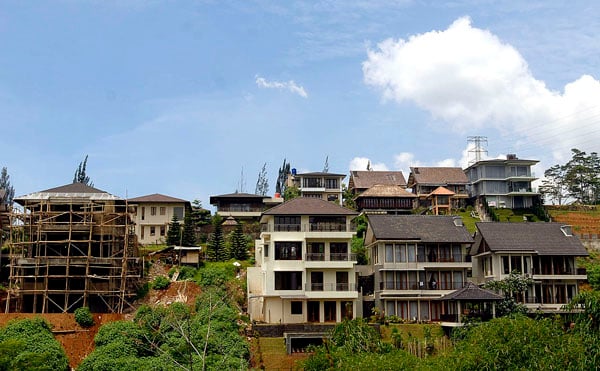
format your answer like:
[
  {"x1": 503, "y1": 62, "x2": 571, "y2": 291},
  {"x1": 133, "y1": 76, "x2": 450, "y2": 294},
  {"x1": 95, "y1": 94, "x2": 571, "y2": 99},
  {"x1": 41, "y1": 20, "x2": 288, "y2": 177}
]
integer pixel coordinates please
[{"x1": 467, "y1": 136, "x2": 488, "y2": 165}]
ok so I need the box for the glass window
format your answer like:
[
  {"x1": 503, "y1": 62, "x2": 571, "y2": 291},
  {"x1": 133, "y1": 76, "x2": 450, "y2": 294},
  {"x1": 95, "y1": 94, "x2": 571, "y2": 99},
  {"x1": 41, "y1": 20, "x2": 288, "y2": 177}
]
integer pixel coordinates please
[
  {"x1": 291, "y1": 301, "x2": 303, "y2": 315},
  {"x1": 503, "y1": 256, "x2": 510, "y2": 274},
  {"x1": 173, "y1": 207, "x2": 184, "y2": 220},
  {"x1": 385, "y1": 244, "x2": 394, "y2": 262},
  {"x1": 160, "y1": 207, "x2": 166, "y2": 215},
  {"x1": 407, "y1": 244, "x2": 416, "y2": 262},
  {"x1": 275, "y1": 242, "x2": 302, "y2": 260},
  {"x1": 160, "y1": 226, "x2": 165, "y2": 236},
  {"x1": 275, "y1": 271, "x2": 302, "y2": 290},
  {"x1": 386, "y1": 301, "x2": 396, "y2": 316},
  {"x1": 151, "y1": 207, "x2": 157, "y2": 216},
  {"x1": 150, "y1": 226, "x2": 155, "y2": 236}
]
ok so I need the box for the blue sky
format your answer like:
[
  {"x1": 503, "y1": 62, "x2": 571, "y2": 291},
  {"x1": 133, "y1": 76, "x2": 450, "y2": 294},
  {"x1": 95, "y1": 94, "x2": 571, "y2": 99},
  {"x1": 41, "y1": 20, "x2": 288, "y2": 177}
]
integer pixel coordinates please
[{"x1": 1, "y1": 1, "x2": 599, "y2": 209}]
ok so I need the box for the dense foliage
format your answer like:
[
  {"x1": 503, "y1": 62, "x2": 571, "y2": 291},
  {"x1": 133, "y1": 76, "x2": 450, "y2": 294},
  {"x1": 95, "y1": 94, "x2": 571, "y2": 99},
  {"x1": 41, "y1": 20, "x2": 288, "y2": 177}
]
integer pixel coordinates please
[
  {"x1": 152, "y1": 275, "x2": 171, "y2": 290},
  {"x1": 79, "y1": 288, "x2": 249, "y2": 370},
  {"x1": 207, "y1": 214, "x2": 227, "y2": 261},
  {"x1": 228, "y1": 223, "x2": 249, "y2": 260},
  {"x1": 0, "y1": 318, "x2": 69, "y2": 371},
  {"x1": 181, "y1": 211, "x2": 197, "y2": 246},
  {"x1": 73, "y1": 155, "x2": 93, "y2": 186}
]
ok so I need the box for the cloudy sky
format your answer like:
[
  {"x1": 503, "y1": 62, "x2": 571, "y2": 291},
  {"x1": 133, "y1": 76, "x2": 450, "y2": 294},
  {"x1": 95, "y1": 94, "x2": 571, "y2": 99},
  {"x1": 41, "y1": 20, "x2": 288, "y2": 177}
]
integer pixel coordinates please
[{"x1": 1, "y1": 1, "x2": 599, "y2": 208}]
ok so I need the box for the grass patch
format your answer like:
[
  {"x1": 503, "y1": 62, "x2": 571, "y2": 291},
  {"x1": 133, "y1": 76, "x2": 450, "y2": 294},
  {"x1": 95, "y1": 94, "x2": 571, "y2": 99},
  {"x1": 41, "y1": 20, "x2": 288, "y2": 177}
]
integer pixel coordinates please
[
  {"x1": 454, "y1": 210, "x2": 480, "y2": 234},
  {"x1": 380, "y1": 323, "x2": 444, "y2": 343}
]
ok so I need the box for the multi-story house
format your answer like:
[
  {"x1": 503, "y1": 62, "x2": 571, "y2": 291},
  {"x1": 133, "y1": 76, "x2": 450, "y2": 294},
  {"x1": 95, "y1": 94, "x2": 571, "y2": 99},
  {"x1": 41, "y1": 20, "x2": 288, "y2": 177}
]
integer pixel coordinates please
[
  {"x1": 364, "y1": 215, "x2": 473, "y2": 322},
  {"x1": 210, "y1": 192, "x2": 283, "y2": 223},
  {"x1": 247, "y1": 197, "x2": 359, "y2": 324},
  {"x1": 470, "y1": 222, "x2": 588, "y2": 313},
  {"x1": 354, "y1": 185, "x2": 417, "y2": 214},
  {"x1": 464, "y1": 154, "x2": 539, "y2": 209},
  {"x1": 348, "y1": 170, "x2": 407, "y2": 195},
  {"x1": 128, "y1": 193, "x2": 190, "y2": 245},
  {"x1": 406, "y1": 167, "x2": 469, "y2": 209},
  {"x1": 286, "y1": 170, "x2": 345, "y2": 205},
  {"x1": 6, "y1": 183, "x2": 141, "y2": 313}
]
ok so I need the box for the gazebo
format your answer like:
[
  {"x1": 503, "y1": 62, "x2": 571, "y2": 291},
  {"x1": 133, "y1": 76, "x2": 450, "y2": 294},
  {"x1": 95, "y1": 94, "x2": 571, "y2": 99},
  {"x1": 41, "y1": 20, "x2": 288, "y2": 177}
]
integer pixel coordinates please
[{"x1": 438, "y1": 282, "x2": 503, "y2": 326}]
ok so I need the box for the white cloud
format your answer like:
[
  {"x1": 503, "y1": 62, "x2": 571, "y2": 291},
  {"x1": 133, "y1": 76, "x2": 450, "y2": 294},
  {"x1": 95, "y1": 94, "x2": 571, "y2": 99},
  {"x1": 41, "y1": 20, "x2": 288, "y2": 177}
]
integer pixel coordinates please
[
  {"x1": 255, "y1": 76, "x2": 308, "y2": 98},
  {"x1": 349, "y1": 157, "x2": 388, "y2": 171},
  {"x1": 363, "y1": 17, "x2": 600, "y2": 163}
]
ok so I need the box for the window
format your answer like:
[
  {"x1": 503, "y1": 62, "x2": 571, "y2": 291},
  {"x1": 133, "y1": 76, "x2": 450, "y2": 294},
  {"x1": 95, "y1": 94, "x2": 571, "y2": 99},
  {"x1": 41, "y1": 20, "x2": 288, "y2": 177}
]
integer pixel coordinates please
[
  {"x1": 150, "y1": 226, "x2": 156, "y2": 236},
  {"x1": 141, "y1": 207, "x2": 145, "y2": 221},
  {"x1": 311, "y1": 272, "x2": 323, "y2": 291},
  {"x1": 336, "y1": 271, "x2": 349, "y2": 291},
  {"x1": 330, "y1": 242, "x2": 348, "y2": 261},
  {"x1": 173, "y1": 207, "x2": 184, "y2": 220},
  {"x1": 160, "y1": 207, "x2": 166, "y2": 215},
  {"x1": 502, "y1": 256, "x2": 510, "y2": 274},
  {"x1": 275, "y1": 242, "x2": 302, "y2": 260},
  {"x1": 274, "y1": 216, "x2": 300, "y2": 231},
  {"x1": 275, "y1": 271, "x2": 302, "y2": 290},
  {"x1": 263, "y1": 244, "x2": 269, "y2": 257},
  {"x1": 151, "y1": 207, "x2": 157, "y2": 216},
  {"x1": 141, "y1": 226, "x2": 145, "y2": 239},
  {"x1": 291, "y1": 301, "x2": 303, "y2": 315},
  {"x1": 325, "y1": 178, "x2": 338, "y2": 189},
  {"x1": 160, "y1": 226, "x2": 165, "y2": 236},
  {"x1": 327, "y1": 194, "x2": 339, "y2": 202},
  {"x1": 385, "y1": 244, "x2": 394, "y2": 262}
]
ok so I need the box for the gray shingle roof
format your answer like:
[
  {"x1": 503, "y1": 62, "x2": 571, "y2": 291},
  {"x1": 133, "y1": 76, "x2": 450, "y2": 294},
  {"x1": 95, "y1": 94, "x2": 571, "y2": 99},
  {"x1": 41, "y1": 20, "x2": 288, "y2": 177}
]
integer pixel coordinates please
[
  {"x1": 15, "y1": 183, "x2": 122, "y2": 204},
  {"x1": 350, "y1": 171, "x2": 407, "y2": 190},
  {"x1": 263, "y1": 197, "x2": 358, "y2": 216},
  {"x1": 475, "y1": 222, "x2": 588, "y2": 256},
  {"x1": 367, "y1": 215, "x2": 473, "y2": 243},
  {"x1": 408, "y1": 167, "x2": 468, "y2": 186},
  {"x1": 439, "y1": 282, "x2": 503, "y2": 301}
]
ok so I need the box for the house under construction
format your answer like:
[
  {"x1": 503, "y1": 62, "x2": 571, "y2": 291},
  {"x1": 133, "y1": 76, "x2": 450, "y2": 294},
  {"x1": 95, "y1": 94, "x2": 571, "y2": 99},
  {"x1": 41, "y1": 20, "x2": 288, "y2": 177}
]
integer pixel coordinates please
[{"x1": 6, "y1": 183, "x2": 142, "y2": 313}]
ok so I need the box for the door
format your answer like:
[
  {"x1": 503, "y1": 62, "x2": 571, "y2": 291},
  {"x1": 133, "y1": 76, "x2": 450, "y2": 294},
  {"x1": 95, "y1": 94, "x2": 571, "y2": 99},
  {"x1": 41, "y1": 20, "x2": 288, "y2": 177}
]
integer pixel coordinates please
[{"x1": 307, "y1": 301, "x2": 320, "y2": 322}]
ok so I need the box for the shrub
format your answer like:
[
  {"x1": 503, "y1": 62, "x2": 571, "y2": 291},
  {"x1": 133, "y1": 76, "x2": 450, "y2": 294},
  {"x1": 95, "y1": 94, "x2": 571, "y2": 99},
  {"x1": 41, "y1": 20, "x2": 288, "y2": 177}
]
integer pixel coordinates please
[
  {"x1": 74, "y1": 307, "x2": 95, "y2": 327},
  {"x1": 151, "y1": 275, "x2": 170, "y2": 290}
]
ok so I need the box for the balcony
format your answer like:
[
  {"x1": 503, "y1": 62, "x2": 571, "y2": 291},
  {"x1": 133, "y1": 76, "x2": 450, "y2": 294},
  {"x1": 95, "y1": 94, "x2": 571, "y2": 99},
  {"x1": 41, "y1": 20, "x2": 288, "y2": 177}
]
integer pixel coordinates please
[
  {"x1": 262, "y1": 223, "x2": 355, "y2": 233},
  {"x1": 305, "y1": 253, "x2": 357, "y2": 262},
  {"x1": 305, "y1": 283, "x2": 357, "y2": 292},
  {"x1": 380, "y1": 281, "x2": 465, "y2": 291}
]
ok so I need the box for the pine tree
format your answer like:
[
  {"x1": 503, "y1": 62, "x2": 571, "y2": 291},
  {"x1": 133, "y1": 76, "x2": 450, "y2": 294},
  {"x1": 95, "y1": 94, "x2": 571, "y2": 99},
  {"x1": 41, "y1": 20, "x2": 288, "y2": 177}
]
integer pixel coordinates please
[
  {"x1": 323, "y1": 156, "x2": 329, "y2": 173},
  {"x1": 73, "y1": 155, "x2": 93, "y2": 186},
  {"x1": 275, "y1": 159, "x2": 291, "y2": 195},
  {"x1": 181, "y1": 211, "x2": 196, "y2": 246},
  {"x1": 0, "y1": 167, "x2": 15, "y2": 205},
  {"x1": 166, "y1": 214, "x2": 181, "y2": 246},
  {"x1": 207, "y1": 214, "x2": 226, "y2": 261},
  {"x1": 255, "y1": 162, "x2": 269, "y2": 196},
  {"x1": 229, "y1": 222, "x2": 248, "y2": 260}
]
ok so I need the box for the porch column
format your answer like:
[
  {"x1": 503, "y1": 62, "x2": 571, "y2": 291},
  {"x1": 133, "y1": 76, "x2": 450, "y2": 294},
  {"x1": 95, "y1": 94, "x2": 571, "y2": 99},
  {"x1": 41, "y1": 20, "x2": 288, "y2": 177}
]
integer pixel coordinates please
[{"x1": 457, "y1": 301, "x2": 462, "y2": 323}]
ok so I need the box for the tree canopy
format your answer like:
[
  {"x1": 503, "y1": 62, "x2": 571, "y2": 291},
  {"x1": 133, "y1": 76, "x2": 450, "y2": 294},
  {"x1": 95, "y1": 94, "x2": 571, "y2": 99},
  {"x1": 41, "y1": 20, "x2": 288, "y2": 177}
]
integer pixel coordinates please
[
  {"x1": 0, "y1": 167, "x2": 15, "y2": 205},
  {"x1": 255, "y1": 162, "x2": 269, "y2": 196},
  {"x1": 541, "y1": 148, "x2": 600, "y2": 204}
]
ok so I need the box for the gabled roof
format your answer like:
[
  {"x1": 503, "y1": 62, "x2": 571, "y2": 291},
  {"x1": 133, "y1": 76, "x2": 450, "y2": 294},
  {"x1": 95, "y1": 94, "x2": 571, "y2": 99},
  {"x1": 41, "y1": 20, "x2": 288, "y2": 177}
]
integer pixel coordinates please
[
  {"x1": 15, "y1": 183, "x2": 122, "y2": 203},
  {"x1": 355, "y1": 185, "x2": 417, "y2": 198},
  {"x1": 295, "y1": 171, "x2": 346, "y2": 177},
  {"x1": 428, "y1": 186, "x2": 456, "y2": 196},
  {"x1": 367, "y1": 215, "x2": 473, "y2": 243},
  {"x1": 439, "y1": 282, "x2": 503, "y2": 301},
  {"x1": 350, "y1": 171, "x2": 406, "y2": 190},
  {"x1": 407, "y1": 167, "x2": 468, "y2": 186},
  {"x1": 128, "y1": 193, "x2": 189, "y2": 203},
  {"x1": 263, "y1": 197, "x2": 358, "y2": 216},
  {"x1": 474, "y1": 222, "x2": 588, "y2": 256}
]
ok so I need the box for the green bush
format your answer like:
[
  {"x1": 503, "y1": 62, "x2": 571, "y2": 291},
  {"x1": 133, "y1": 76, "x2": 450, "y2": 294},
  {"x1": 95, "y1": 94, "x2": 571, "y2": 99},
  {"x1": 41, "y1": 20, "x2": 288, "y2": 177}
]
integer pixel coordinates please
[
  {"x1": 151, "y1": 275, "x2": 171, "y2": 290},
  {"x1": 74, "y1": 306, "x2": 95, "y2": 327}
]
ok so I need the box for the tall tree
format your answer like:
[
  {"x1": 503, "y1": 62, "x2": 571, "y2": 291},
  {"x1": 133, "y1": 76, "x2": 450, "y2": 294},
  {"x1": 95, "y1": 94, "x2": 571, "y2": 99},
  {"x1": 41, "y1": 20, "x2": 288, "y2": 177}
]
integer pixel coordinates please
[
  {"x1": 539, "y1": 164, "x2": 569, "y2": 205},
  {"x1": 323, "y1": 156, "x2": 329, "y2": 173},
  {"x1": 0, "y1": 167, "x2": 15, "y2": 205},
  {"x1": 275, "y1": 158, "x2": 291, "y2": 195},
  {"x1": 166, "y1": 214, "x2": 181, "y2": 246},
  {"x1": 73, "y1": 155, "x2": 93, "y2": 186},
  {"x1": 228, "y1": 222, "x2": 249, "y2": 260},
  {"x1": 181, "y1": 211, "x2": 196, "y2": 246},
  {"x1": 190, "y1": 199, "x2": 211, "y2": 227},
  {"x1": 564, "y1": 149, "x2": 600, "y2": 204},
  {"x1": 207, "y1": 214, "x2": 226, "y2": 261},
  {"x1": 255, "y1": 162, "x2": 269, "y2": 196}
]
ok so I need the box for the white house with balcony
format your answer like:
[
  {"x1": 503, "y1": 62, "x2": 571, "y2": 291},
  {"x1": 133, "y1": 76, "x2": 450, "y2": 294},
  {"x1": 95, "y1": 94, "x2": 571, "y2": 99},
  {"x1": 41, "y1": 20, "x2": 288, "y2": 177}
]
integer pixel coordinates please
[
  {"x1": 286, "y1": 170, "x2": 345, "y2": 205},
  {"x1": 464, "y1": 154, "x2": 539, "y2": 209},
  {"x1": 364, "y1": 215, "x2": 474, "y2": 322},
  {"x1": 470, "y1": 222, "x2": 588, "y2": 313},
  {"x1": 247, "y1": 197, "x2": 359, "y2": 324}
]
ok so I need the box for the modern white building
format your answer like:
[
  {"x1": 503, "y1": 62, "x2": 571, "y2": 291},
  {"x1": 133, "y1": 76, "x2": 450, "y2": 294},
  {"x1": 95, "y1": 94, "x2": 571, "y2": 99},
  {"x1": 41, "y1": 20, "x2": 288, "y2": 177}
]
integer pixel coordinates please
[
  {"x1": 286, "y1": 171, "x2": 345, "y2": 205},
  {"x1": 464, "y1": 154, "x2": 539, "y2": 209},
  {"x1": 247, "y1": 197, "x2": 359, "y2": 324}
]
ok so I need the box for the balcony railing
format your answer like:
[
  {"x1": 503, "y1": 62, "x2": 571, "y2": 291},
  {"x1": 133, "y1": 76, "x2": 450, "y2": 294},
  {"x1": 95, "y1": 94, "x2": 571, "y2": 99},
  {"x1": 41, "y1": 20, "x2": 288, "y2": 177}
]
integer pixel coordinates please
[
  {"x1": 531, "y1": 267, "x2": 586, "y2": 276},
  {"x1": 305, "y1": 253, "x2": 357, "y2": 262},
  {"x1": 305, "y1": 283, "x2": 357, "y2": 292},
  {"x1": 262, "y1": 223, "x2": 355, "y2": 232},
  {"x1": 380, "y1": 281, "x2": 465, "y2": 291}
]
